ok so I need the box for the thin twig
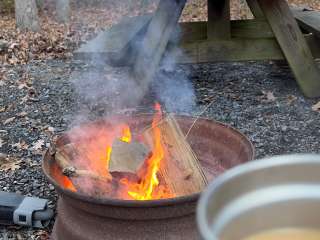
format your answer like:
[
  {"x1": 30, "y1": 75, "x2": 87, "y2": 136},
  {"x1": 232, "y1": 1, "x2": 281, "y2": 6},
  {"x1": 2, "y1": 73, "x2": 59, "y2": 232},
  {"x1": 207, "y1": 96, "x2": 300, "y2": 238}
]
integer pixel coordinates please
[
  {"x1": 138, "y1": 98, "x2": 215, "y2": 139},
  {"x1": 185, "y1": 99, "x2": 215, "y2": 139}
]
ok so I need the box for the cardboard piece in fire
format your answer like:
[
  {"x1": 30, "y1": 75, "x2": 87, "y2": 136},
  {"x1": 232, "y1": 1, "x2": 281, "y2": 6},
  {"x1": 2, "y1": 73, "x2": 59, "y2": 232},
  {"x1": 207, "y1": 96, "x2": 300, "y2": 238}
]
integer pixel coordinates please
[{"x1": 109, "y1": 139, "x2": 150, "y2": 174}]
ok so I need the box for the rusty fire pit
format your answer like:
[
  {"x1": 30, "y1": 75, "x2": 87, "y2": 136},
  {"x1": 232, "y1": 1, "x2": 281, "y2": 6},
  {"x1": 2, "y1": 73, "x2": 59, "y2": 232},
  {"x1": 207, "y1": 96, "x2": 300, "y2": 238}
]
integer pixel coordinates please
[{"x1": 43, "y1": 114, "x2": 254, "y2": 240}]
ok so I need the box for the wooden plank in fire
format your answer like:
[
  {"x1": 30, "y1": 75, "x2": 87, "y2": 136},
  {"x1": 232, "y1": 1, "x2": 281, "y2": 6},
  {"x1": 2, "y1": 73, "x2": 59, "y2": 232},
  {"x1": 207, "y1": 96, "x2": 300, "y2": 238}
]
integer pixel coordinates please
[{"x1": 143, "y1": 114, "x2": 208, "y2": 197}]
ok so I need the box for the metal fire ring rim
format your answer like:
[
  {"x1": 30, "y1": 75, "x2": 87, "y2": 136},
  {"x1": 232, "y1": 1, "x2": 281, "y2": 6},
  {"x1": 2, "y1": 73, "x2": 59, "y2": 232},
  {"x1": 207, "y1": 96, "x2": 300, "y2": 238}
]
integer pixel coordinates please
[{"x1": 42, "y1": 114, "x2": 254, "y2": 208}]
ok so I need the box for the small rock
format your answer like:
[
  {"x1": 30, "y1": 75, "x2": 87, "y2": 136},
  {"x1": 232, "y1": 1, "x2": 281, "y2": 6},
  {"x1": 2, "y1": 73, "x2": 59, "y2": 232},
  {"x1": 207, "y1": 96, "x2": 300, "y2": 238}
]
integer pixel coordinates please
[
  {"x1": 0, "y1": 40, "x2": 9, "y2": 52},
  {"x1": 0, "y1": 153, "x2": 7, "y2": 161}
]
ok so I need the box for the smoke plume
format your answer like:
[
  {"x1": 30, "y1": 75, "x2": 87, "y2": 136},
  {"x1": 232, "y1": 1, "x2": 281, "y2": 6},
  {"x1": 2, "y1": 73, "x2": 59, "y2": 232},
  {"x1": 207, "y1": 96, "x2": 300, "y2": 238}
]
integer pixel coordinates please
[{"x1": 68, "y1": 0, "x2": 195, "y2": 125}]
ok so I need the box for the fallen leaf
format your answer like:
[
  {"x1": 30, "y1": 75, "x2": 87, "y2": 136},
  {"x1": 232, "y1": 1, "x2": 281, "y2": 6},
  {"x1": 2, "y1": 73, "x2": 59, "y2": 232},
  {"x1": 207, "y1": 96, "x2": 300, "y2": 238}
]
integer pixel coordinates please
[
  {"x1": 0, "y1": 154, "x2": 21, "y2": 172},
  {"x1": 12, "y1": 140, "x2": 29, "y2": 150},
  {"x1": 47, "y1": 126, "x2": 55, "y2": 133},
  {"x1": 17, "y1": 82, "x2": 30, "y2": 90},
  {"x1": 32, "y1": 139, "x2": 45, "y2": 151},
  {"x1": 20, "y1": 95, "x2": 29, "y2": 103},
  {"x1": 0, "y1": 71, "x2": 7, "y2": 81},
  {"x1": 16, "y1": 111, "x2": 27, "y2": 117},
  {"x1": 312, "y1": 102, "x2": 320, "y2": 112},
  {"x1": 16, "y1": 233, "x2": 24, "y2": 240},
  {"x1": 4, "y1": 117, "x2": 15, "y2": 125},
  {"x1": 287, "y1": 95, "x2": 297, "y2": 105},
  {"x1": 262, "y1": 91, "x2": 276, "y2": 102},
  {"x1": 0, "y1": 107, "x2": 5, "y2": 113}
]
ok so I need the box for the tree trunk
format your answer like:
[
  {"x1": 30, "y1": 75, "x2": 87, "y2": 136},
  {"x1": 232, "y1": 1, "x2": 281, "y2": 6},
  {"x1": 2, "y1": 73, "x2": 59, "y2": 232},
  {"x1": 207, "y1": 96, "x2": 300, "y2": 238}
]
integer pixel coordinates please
[
  {"x1": 15, "y1": 0, "x2": 40, "y2": 31},
  {"x1": 36, "y1": 0, "x2": 44, "y2": 12},
  {"x1": 56, "y1": 0, "x2": 70, "y2": 24}
]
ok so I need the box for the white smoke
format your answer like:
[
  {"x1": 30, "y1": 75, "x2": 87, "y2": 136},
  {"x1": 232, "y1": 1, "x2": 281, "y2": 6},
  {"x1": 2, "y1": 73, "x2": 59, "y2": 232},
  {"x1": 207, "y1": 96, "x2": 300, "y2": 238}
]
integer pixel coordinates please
[{"x1": 68, "y1": 0, "x2": 195, "y2": 124}]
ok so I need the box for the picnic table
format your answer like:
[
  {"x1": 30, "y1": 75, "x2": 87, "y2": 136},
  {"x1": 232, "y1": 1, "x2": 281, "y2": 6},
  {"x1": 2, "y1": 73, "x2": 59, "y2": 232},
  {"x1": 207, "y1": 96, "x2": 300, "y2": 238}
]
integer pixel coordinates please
[{"x1": 76, "y1": 0, "x2": 320, "y2": 98}]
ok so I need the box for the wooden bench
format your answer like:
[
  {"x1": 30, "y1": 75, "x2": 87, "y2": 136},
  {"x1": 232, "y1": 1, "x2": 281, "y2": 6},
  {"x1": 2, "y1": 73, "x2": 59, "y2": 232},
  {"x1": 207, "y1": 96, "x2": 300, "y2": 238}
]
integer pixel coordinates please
[
  {"x1": 292, "y1": 7, "x2": 320, "y2": 39},
  {"x1": 75, "y1": 0, "x2": 320, "y2": 98}
]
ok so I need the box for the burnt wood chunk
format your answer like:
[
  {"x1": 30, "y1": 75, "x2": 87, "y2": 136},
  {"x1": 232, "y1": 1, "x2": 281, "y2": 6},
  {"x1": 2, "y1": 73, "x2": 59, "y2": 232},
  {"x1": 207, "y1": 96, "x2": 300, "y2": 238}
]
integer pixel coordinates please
[{"x1": 143, "y1": 115, "x2": 208, "y2": 197}]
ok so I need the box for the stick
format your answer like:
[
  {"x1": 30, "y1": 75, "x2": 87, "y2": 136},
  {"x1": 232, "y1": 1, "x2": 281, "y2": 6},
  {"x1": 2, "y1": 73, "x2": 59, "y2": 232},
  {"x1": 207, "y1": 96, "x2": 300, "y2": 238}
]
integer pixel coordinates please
[
  {"x1": 54, "y1": 144, "x2": 112, "y2": 182},
  {"x1": 185, "y1": 98, "x2": 215, "y2": 139}
]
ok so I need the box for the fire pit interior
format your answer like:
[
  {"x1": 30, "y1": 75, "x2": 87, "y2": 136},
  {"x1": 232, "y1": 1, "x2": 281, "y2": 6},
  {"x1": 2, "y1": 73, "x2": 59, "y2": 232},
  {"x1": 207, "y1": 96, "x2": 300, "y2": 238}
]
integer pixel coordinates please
[{"x1": 43, "y1": 111, "x2": 254, "y2": 240}]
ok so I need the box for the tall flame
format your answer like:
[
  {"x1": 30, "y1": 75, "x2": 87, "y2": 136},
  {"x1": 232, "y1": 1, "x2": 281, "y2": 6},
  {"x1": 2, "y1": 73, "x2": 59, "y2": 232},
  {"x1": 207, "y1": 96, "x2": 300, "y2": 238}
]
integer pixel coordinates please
[
  {"x1": 125, "y1": 103, "x2": 166, "y2": 200},
  {"x1": 57, "y1": 103, "x2": 173, "y2": 200}
]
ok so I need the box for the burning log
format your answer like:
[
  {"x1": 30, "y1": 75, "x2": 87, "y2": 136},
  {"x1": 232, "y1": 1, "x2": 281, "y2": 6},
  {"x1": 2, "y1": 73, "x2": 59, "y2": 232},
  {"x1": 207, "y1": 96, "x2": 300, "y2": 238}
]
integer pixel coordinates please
[
  {"x1": 54, "y1": 143, "x2": 118, "y2": 198},
  {"x1": 143, "y1": 114, "x2": 208, "y2": 197},
  {"x1": 54, "y1": 143, "x2": 112, "y2": 182}
]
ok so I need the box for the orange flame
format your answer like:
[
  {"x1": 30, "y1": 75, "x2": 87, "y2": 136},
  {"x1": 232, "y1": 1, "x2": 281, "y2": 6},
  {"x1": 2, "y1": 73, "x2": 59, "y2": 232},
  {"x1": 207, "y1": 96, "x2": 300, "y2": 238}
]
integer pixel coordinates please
[
  {"x1": 120, "y1": 125, "x2": 131, "y2": 143},
  {"x1": 57, "y1": 103, "x2": 173, "y2": 200},
  {"x1": 120, "y1": 103, "x2": 172, "y2": 200},
  {"x1": 124, "y1": 103, "x2": 168, "y2": 200},
  {"x1": 52, "y1": 164, "x2": 76, "y2": 192}
]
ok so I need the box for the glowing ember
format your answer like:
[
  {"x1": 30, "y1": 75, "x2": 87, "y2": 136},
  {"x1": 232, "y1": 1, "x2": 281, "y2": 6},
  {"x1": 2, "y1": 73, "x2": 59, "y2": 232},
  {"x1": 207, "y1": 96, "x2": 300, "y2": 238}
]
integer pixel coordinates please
[{"x1": 52, "y1": 165, "x2": 77, "y2": 192}]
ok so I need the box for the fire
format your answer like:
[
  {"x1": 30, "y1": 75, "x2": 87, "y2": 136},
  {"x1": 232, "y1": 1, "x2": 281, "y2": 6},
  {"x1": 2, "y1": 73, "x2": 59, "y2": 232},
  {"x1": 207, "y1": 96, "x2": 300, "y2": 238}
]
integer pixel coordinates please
[
  {"x1": 115, "y1": 103, "x2": 172, "y2": 200},
  {"x1": 120, "y1": 125, "x2": 131, "y2": 143},
  {"x1": 57, "y1": 103, "x2": 173, "y2": 200},
  {"x1": 106, "y1": 146, "x2": 112, "y2": 170},
  {"x1": 122, "y1": 103, "x2": 171, "y2": 200},
  {"x1": 52, "y1": 164, "x2": 76, "y2": 192}
]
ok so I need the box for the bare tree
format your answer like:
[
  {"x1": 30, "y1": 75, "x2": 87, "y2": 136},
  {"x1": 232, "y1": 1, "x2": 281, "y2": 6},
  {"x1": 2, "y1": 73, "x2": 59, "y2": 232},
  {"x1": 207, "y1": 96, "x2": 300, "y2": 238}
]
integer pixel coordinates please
[
  {"x1": 15, "y1": 0, "x2": 40, "y2": 31},
  {"x1": 36, "y1": 0, "x2": 44, "y2": 12},
  {"x1": 56, "y1": 0, "x2": 70, "y2": 24}
]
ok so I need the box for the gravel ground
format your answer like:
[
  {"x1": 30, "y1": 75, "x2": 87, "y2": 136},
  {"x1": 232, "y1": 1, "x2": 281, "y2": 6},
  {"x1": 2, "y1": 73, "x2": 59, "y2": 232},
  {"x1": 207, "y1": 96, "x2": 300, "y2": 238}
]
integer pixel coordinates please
[{"x1": 1, "y1": 59, "x2": 320, "y2": 239}]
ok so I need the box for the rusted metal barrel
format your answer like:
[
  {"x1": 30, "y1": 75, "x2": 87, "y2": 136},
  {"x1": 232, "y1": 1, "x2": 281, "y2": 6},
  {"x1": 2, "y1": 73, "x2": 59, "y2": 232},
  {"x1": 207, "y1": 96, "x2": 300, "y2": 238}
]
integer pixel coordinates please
[
  {"x1": 43, "y1": 115, "x2": 254, "y2": 240},
  {"x1": 197, "y1": 154, "x2": 320, "y2": 240}
]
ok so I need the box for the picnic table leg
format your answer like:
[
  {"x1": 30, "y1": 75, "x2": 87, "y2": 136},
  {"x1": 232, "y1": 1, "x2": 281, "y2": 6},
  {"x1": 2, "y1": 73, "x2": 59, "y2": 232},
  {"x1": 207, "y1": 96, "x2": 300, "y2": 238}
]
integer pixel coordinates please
[
  {"x1": 132, "y1": 0, "x2": 187, "y2": 92},
  {"x1": 246, "y1": 0, "x2": 264, "y2": 19},
  {"x1": 207, "y1": 0, "x2": 231, "y2": 39},
  {"x1": 257, "y1": 0, "x2": 320, "y2": 97}
]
